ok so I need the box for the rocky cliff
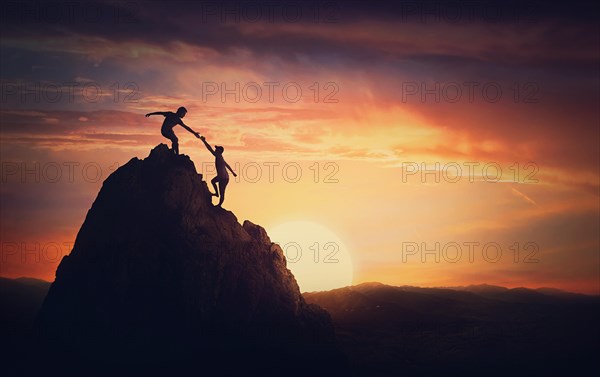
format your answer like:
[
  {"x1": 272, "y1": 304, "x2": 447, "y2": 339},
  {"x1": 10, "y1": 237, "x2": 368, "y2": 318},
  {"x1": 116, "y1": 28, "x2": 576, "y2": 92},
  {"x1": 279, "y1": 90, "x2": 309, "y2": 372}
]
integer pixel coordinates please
[{"x1": 36, "y1": 144, "x2": 345, "y2": 376}]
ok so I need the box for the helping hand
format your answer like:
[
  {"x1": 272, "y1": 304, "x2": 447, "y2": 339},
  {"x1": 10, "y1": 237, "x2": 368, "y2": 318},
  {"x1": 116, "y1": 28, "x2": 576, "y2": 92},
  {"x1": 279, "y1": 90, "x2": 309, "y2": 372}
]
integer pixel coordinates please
[{"x1": 145, "y1": 113, "x2": 151, "y2": 117}]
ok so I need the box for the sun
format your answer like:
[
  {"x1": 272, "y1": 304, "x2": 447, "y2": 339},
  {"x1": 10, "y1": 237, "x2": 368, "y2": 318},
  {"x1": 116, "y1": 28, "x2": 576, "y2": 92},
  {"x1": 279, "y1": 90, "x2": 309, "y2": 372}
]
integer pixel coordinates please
[{"x1": 268, "y1": 221, "x2": 353, "y2": 292}]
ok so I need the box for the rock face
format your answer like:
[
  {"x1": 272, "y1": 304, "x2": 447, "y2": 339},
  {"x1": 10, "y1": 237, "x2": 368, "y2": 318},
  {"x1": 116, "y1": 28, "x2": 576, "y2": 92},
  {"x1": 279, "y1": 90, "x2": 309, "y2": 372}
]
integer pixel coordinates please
[{"x1": 36, "y1": 144, "x2": 345, "y2": 376}]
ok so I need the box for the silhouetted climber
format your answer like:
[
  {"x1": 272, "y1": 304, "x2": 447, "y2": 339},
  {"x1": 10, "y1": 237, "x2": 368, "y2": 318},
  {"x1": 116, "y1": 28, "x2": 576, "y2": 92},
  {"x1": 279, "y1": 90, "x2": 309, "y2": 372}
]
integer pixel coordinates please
[
  {"x1": 200, "y1": 136, "x2": 237, "y2": 207},
  {"x1": 145, "y1": 107, "x2": 200, "y2": 154}
]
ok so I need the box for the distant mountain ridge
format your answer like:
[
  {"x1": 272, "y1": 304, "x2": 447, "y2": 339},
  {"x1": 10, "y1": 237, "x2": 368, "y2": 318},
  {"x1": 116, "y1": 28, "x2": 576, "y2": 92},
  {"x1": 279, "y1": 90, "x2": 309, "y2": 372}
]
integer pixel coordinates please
[{"x1": 303, "y1": 281, "x2": 599, "y2": 376}]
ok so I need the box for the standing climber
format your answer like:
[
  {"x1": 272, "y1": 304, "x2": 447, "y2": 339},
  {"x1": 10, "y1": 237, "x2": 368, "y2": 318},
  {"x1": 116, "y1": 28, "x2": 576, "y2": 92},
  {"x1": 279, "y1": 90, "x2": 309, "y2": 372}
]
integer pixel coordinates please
[{"x1": 145, "y1": 106, "x2": 200, "y2": 154}]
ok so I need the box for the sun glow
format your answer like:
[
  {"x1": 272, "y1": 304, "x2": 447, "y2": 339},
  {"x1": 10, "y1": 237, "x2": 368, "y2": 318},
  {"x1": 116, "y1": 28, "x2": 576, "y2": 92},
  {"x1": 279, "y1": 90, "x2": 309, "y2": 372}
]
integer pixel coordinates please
[{"x1": 268, "y1": 221, "x2": 353, "y2": 293}]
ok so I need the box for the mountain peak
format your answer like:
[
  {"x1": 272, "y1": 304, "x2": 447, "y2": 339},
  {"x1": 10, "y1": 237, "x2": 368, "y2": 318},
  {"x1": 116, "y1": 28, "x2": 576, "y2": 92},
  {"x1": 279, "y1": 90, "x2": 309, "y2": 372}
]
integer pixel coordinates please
[{"x1": 35, "y1": 144, "x2": 345, "y2": 376}]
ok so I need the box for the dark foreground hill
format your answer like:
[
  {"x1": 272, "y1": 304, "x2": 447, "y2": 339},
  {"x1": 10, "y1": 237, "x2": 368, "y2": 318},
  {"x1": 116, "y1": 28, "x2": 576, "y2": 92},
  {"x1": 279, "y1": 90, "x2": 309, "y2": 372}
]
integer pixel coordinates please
[
  {"x1": 31, "y1": 145, "x2": 345, "y2": 376},
  {"x1": 3, "y1": 277, "x2": 599, "y2": 376},
  {"x1": 304, "y1": 282, "x2": 600, "y2": 377},
  {"x1": 0, "y1": 277, "x2": 50, "y2": 339}
]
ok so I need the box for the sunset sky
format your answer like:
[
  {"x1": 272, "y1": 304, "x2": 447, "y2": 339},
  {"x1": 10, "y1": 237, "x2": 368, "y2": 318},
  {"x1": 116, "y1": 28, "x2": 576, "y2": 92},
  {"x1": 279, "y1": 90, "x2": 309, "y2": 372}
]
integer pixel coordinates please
[{"x1": 1, "y1": 1, "x2": 598, "y2": 293}]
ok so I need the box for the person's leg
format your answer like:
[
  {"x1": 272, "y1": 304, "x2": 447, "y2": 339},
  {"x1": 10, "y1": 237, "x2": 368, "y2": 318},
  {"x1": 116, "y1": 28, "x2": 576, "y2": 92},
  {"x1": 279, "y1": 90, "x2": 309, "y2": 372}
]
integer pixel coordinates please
[
  {"x1": 217, "y1": 179, "x2": 228, "y2": 207},
  {"x1": 172, "y1": 135, "x2": 179, "y2": 155},
  {"x1": 210, "y1": 176, "x2": 219, "y2": 197},
  {"x1": 162, "y1": 129, "x2": 179, "y2": 154}
]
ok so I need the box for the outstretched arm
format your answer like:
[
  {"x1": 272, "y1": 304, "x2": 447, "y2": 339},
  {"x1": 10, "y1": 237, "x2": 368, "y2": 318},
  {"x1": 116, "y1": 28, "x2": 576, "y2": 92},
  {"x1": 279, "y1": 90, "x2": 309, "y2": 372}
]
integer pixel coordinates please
[
  {"x1": 145, "y1": 111, "x2": 165, "y2": 117},
  {"x1": 200, "y1": 136, "x2": 215, "y2": 156},
  {"x1": 179, "y1": 121, "x2": 200, "y2": 138},
  {"x1": 225, "y1": 161, "x2": 237, "y2": 177}
]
